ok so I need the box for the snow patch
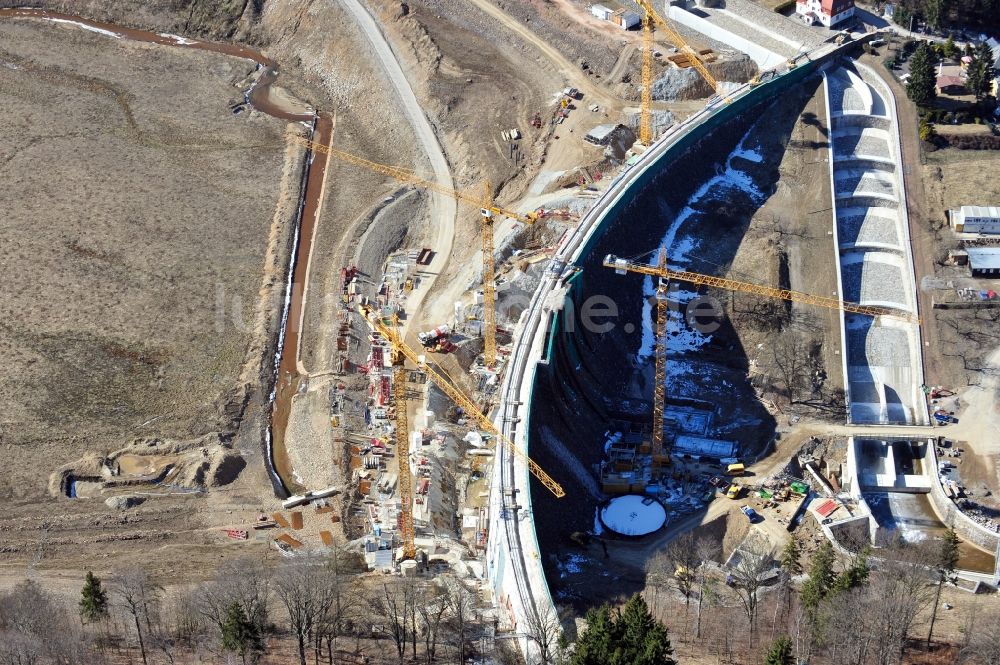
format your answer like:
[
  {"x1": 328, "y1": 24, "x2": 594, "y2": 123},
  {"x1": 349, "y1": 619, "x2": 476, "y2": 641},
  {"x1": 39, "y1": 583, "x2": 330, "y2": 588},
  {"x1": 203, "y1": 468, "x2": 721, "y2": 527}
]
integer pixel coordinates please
[
  {"x1": 556, "y1": 553, "x2": 589, "y2": 579},
  {"x1": 158, "y1": 32, "x2": 197, "y2": 45},
  {"x1": 635, "y1": 127, "x2": 764, "y2": 361},
  {"x1": 46, "y1": 18, "x2": 121, "y2": 38},
  {"x1": 600, "y1": 495, "x2": 666, "y2": 536}
]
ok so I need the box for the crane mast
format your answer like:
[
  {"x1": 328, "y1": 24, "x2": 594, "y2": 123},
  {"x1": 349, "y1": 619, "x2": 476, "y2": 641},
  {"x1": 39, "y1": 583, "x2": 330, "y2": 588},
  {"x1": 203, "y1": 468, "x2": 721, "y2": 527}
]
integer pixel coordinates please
[
  {"x1": 640, "y1": 13, "x2": 654, "y2": 145},
  {"x1": 652, "y1": 249, "x2": 668, "y2": 462},
  {"x1": 290, "y1": 135, "x2": 544, "y2": 368},
  {"x1": 605, "y1": 251, "x2": 917, "y2": 457},
  {"x1": 393, "y1": 364, "x2": 416, "y2": 559},
  {"x1": 359, "y1": 305, "x2": 566, "y2": 498}
]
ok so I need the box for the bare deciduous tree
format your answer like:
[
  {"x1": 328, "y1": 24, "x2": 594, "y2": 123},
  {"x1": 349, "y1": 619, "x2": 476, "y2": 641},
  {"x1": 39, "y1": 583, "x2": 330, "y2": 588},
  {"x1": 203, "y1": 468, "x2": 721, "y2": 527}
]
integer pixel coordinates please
[
  {"x1": 416, "y1": 582, "x2": 449, "y2": 665},
  {"x1": 523, "y1": 603, "x2": 565, "y2": 665},
  {"x1": 199, "y1": 555, "x2": 270, "y2": 653},
  {"x1": 442, "y1": 576, "x2": 476, "y2": 663},
  {"x1": 726, "y1": 533, "x2": 774, "y2": 644},
  {"x1": 961, "y1": 604, "x2": 1000, "y2": 664},
  {"x1": 273, "y1": 557, "x2": 343, "y2": 665},
  {"x1": 111, "y1": 568, "x2": 161, "y2": 665},
  {"x1": 370, "y1": 579, "x2": 416, "y2": 662},
  {"x1": 695, "y1": 537, "x2": 720, "y2": 640}
]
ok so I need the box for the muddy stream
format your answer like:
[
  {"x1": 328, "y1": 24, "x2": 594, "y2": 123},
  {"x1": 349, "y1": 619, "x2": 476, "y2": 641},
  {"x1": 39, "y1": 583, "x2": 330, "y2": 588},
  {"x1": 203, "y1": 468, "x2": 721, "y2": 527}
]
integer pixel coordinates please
[{"x1": 1, "y1": 8, "x2": 326, "y2": 497}]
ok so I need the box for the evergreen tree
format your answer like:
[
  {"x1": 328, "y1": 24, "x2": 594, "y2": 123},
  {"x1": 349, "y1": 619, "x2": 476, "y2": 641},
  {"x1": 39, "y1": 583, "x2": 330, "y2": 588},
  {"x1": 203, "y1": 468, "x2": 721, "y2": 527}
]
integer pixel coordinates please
[
  {"x1": 832, "y1": 546, "x2": 870, "y2": 593},
  {"x1": 764, "y1": 635, "x2": 794, "y2": 665},
  {"x1": 923, "y1": 0, "x2": 945, "y2": 29},
  {"x1": 221, "y1": 602, "x2": 262, "y2": 665},
  {"x1": 780, "y1": 537, "x2": 802, "y2": 576},
  {"x1": 79, "y1": 571, "x2": 108, "y2": 624},
  {"x1": 571, "y1": 594, "x2": 675, "y2": 665},
  {"x1": 943, "y1": 35, "x2": 957, "y2": 59},
  {"x1": 927, "y1": 528, "x2": 961, "y2": 647},
  {"x1": 618, "y1": 595, "x2": 674, "y2": 665},
  {"x1": 940, "y1": 527, "x2": 961, "y2": 571},
  {"x1": 966, "y1": 42, "x2": 996, "y2": 101},
  {"x1": 907, "y1": 42, "x2": 938, "y2": 107},
  {"x1": 572, "y1": 605, "x2": 617, "y2": 665},
  {"x1": 894, "y1": 6, "x2": 912, "y2": 30},
  {"x1": 800, "y1": 541, "x2": 837, "y2": 611}
]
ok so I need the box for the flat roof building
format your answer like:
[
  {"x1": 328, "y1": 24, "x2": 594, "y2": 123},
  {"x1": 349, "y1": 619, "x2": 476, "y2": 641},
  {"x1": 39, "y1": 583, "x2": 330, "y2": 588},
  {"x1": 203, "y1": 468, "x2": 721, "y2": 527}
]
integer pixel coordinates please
[
  {"x1": 967, "y1": 247, "x2": 1000, "y2": 278},
  {"x1": 951, "y1": 205, "x2": 1000, "y2": 235}
]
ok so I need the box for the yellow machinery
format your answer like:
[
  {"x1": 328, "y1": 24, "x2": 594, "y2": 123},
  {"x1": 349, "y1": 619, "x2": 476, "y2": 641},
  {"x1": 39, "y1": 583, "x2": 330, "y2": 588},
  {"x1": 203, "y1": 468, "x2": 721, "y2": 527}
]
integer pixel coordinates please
[
  {"x1": 291, "y1": 135, "x2": 541, "y2": 369},
  {"x1": 604, "y1": 252, "x2": 919, "y2": 460},
  {"x1": 359, "y1": 305, "x2": 566, "y2": 499},
  {"x1": 636, "y1": 0, "x2": 726, "y2": 144},
  {"x1": 639, "y1": 13, "x2": 654, "y2": 145},
  {"x1": 392, "y1": 362, "x2": 416, "y2": 559}
]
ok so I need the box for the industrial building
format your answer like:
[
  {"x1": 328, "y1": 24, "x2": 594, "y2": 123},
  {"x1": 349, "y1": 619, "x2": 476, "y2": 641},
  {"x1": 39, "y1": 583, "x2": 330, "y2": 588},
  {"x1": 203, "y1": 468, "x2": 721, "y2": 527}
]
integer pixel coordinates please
[
  {"x1": 795, "y1": 0, "x2": 856, "y2": 27},
  {"x1": 950, "y1": 205, "x2": 1000, "y2": 235},
  {"x1": 966, "y1": 247, "x2": 1000, "y2": 278},
  {"x1": 590, "y1": 3, "x2": 641, "y2": 29}
]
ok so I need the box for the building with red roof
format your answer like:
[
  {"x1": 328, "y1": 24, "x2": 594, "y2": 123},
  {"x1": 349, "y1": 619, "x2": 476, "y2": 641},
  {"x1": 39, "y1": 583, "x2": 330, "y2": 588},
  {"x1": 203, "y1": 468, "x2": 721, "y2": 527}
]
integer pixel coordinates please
[{"x1": 795, "y1": 0, "x2": 855, "y2": 28}]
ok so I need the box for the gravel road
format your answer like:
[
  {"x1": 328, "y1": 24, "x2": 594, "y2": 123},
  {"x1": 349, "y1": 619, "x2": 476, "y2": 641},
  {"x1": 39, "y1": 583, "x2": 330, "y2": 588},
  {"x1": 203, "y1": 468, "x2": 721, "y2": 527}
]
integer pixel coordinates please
[{"x1": 339, "y1": 0, "x2": 457, "y2": 335}]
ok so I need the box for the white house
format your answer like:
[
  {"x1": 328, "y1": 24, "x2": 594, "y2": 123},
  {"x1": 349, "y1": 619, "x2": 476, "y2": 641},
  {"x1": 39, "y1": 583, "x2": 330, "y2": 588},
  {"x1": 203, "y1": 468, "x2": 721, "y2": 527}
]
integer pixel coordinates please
[
  {"x1": 795, "y1": 0, "x2": 855, "y2": 27},
  {"x1": 591, "y1": 4, "x2": 614, "y2": 21},
  {"x1": 950, "y1": 205, "x2": 1000, "y2": 235}
]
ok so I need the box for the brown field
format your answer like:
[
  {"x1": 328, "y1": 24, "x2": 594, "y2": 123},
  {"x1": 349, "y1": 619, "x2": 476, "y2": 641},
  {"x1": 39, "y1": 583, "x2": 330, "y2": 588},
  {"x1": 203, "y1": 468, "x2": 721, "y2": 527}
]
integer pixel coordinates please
[{"x1": 0, "y1": 18, "x2": 298, "y2": 504}]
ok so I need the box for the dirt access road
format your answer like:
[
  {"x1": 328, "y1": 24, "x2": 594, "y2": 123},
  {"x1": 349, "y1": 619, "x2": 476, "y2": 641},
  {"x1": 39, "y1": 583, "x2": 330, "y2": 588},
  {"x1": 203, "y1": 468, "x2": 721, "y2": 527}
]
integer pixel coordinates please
[
  {"x1": 339, "y1": 0, "x2": 456, "y2": 336},
  {"x1": 466, "y1": 0, "x2": 620, "y2": 110}
]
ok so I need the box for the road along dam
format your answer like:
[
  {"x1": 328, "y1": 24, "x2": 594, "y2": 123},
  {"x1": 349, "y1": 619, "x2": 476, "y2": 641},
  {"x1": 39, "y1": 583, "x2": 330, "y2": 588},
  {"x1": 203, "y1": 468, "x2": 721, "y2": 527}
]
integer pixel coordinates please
[{"x1": 487, "y1": 39, "x2": 873, "y2": 658}]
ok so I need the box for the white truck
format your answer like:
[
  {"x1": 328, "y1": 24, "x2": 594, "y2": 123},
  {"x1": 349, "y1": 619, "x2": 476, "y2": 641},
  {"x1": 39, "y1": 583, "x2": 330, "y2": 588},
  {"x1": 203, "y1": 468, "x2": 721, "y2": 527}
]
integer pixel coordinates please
[{"x1": 418, "y1": 324, "x2": 451, "y2": 346}]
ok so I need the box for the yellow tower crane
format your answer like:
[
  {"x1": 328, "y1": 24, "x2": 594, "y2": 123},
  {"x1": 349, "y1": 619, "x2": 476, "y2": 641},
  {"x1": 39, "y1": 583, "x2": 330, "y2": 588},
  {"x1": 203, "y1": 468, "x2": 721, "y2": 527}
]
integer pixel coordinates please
[
  {"x1": 391, "y1": 362, "x2": 416, "y2": 560},
  {"x1": 359, "y1": 304, "x2": 566, "y2": 499},
  {"x1": 636, "y1": 0, "x2": 727, "y2": 145},
  {"x1": 291, "y1": 135, "x2": 542, "y2": 369},
  {"x1": 640, "y1": 13, "x2": 654, "y2": 146},
  {"x1": 604, "y1": 251, "x2": 919, "y2": 459}
]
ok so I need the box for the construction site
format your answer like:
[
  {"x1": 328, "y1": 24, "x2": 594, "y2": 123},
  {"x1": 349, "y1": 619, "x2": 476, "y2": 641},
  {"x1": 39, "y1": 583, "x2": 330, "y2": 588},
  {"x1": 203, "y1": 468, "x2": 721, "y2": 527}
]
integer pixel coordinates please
[{"x1": 4, "y1": 0, "x2": 1000, "y2": 662}]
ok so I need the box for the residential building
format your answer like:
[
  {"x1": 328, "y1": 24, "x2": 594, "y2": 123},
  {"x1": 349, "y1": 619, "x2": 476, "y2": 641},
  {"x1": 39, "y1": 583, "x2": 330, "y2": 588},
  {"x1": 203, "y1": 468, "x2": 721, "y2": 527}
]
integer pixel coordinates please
[
  {"x1": 795, "y1": 0, "x2": 855, "y2": 28},
  {"x1": 950, "y1": 205, "x2": 1000, "y2": 234}
]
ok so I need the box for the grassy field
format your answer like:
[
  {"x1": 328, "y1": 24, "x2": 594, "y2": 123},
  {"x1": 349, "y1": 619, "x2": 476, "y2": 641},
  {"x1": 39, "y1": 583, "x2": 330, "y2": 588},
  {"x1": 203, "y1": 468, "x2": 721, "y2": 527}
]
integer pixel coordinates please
[{"x1": 0, "y1": 19, "x2": 291, "y2": 502}]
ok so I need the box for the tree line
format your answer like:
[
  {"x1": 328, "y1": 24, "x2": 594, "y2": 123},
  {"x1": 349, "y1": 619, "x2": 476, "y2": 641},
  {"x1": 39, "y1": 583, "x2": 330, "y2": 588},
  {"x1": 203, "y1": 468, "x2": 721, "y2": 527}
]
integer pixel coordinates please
[
  {"x1": 891, "y1": 0, "x2": 1000, "y2": 33},
  {"x1": 0, "y1": 549, "x2": 516, "y2": 665},
  {"x1": 595, "y1": 527, "x2": 1000, "y2": 665}
]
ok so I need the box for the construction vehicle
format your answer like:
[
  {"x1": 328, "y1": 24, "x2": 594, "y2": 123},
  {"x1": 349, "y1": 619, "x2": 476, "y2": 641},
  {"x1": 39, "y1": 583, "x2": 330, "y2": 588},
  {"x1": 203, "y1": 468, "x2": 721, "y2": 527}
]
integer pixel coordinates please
[
  {"x1": 358, "y1": 304, "x2": 565, "y2": 499},
  {"x1": 604, "y1": 250, "x2": 918, "y2": 464},
  {"x1": 290, "y1": 135, "x2": 555, "y2": 369},
  {"x1": 417, "y1": 324, "x2": 451, "y2": 347},
  {"x1": 635, "y1": 0, "x2": 726, "y2": 144},
  {"x1": 725, "y1": 463, "x2": 746, "y2": 476},
  {"x1": 727, "y1": 483, "x2": 742, "y2": 500}
]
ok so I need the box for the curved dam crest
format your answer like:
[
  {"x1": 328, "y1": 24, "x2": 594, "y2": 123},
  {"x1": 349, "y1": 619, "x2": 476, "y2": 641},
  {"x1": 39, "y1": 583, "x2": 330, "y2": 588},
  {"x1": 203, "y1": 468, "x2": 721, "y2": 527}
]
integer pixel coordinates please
[{"x1": 505, "y1": 51, "x2": 859, "y2": 611}]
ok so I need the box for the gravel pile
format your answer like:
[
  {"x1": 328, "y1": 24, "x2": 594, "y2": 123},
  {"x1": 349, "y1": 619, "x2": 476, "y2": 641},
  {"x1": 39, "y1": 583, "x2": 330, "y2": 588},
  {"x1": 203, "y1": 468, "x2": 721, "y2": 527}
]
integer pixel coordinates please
[
  {"x1": 838, "y1": 212, "x2": 900, "y2": 247},
  {"x1": 956, "y1": 500, "x2": 1000, "y2": 532},
  {"x1": 835, "y1": 132, "x2": 892, "y2": 160},
  {"x1": 847, "y1": 325, "x2": 912, "y2": 367},
  {"x1": 828, "y1": 73, "x2": 868, "y2": 114},
  {"x1": 842, "y1": 259, "x2": 908, "y2": 306},
  {"x1": 835, "y1": 172, "x2": 897, "y2": 198}
]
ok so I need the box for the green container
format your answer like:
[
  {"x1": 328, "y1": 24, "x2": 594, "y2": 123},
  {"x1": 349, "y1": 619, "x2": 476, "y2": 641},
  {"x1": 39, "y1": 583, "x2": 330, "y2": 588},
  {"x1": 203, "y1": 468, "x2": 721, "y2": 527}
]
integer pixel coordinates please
[{"x1": 790, "y1": 482, "x2": 809, "y2": 495}]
